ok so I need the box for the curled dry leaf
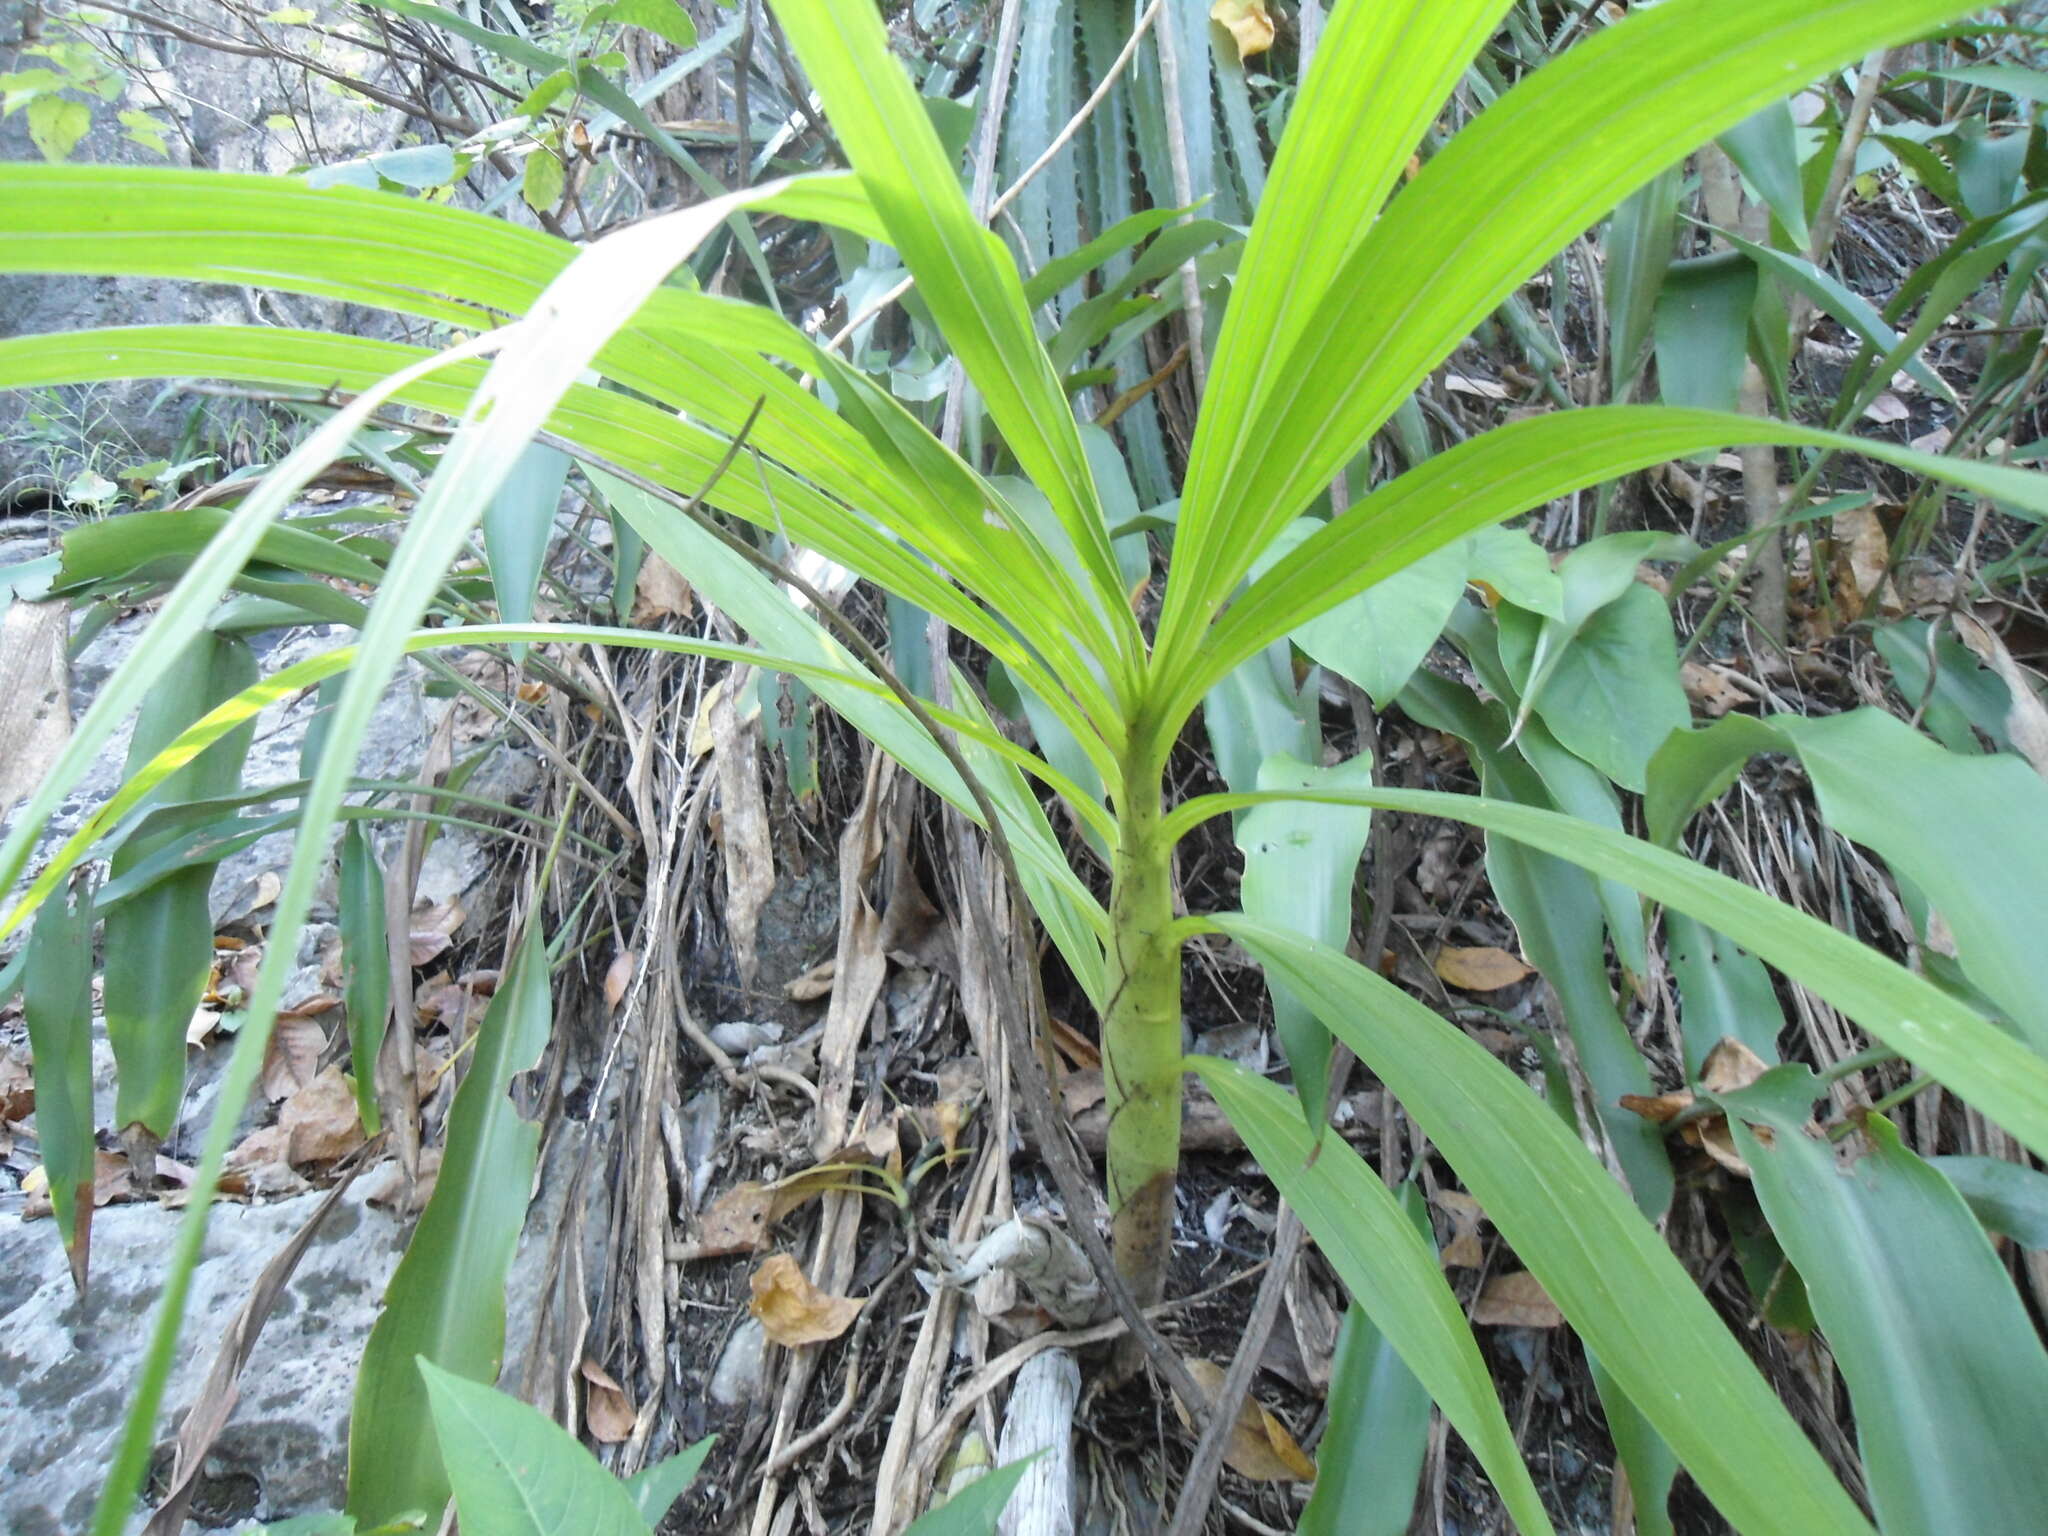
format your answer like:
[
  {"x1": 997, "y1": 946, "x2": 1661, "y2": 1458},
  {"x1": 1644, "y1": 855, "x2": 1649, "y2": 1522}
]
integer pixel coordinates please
[
  {"x1": 1208, "y1": 0, "x2": 1274, "y2": 60},
  {"x1": 1700, "y1": 1037, "x2": 1770, "y2": 1096},
  {"x1": 1434, "y1": 945, "x2": 1533, "y2": 992},
  {"x1": 631, "y1": 550, "x2": 695, "y2": 623},
  {"x1": 1472, "y1": 1270, "x2": 1565, "y2": 1328},
  {"x1": 581, "y1": 1359, "x2": 637, "y2": 1444},
  {"x1": 749, "y1": 1252, "x2": 863, "y2": 1346},
  {"x1": 603, "y1": 948, "x2": 636, "y2": 1013},
  {"x1": 783, "y1": 956, "x2": 836, "y2": 1001},
  {"x1": 260, "y1": 1015, "x2": 327, "y2": 1103},
  {"x1": 278, "y1": 1064, "x2": 366, "y2": 1166},
  {"x1": 1172, "y1": 1358, "x2": 1317, "y2": 1483},
  {"x1": 1432, "y1": 1189, "x2": 1486, "y2": 1269},
  {"x1": 1681, "y1": 659, "x2": 1749, "y2": 718},
  {"x1": 0, "y1": 1044, "x2": 34, "y2": 1121}
]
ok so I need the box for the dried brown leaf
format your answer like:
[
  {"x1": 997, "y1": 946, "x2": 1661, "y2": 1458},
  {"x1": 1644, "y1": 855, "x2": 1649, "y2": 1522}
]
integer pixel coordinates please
[
  {"x1": 684, "y1": 1181, "x2": 775, "y2": 1259},
  {"x1": 278, "y1": 1064, "x2": 366, "y2": 1166},
  {"x1": 782, "y1": 957, "x2": 836, "y2": 1001},
  {"x1": 631, "y1": 551, "x2": 695, "y2": 623},
  {"x1": 1700, "y1": 1037, "x2": 1770, "y2": 1096},
  {"x1": 260, "y1": 1015, "x2": 327, "y2": 1103},
  {"x1": 1432, "y1": 1189, "x2": 1487, "y2": 1269},
  {"x1": 581, "y1": 1359, "x2": 637, "y2": 1444},
  {"x1": 0, "y1": 1045, "x2": 34, "y2": 1121},
  {"x1": 1619, "y1": 1090, "x2": 1695, "y2": 1125},
  {"x1": 1172, "y1": 1358, "x2": 1317, "y2": 1483},
  {"x1": 1472, "y1": 1270, "x2": 1564, "y2": 1328},
  {"x1": 749, "y1": 1252, "x2": 862, "y2": 1346},
  {"x1": 603, "y1": 949, "x2": 636, "y2": 1013},
  {"x1": 1434, "y1": 945, "x2": 1533, "y2": 992}
]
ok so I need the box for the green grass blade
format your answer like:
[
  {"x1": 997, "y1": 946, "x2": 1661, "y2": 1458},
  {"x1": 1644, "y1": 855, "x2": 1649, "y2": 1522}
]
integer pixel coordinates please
[
  {"x1": 765, "y1": 0, "x2": 1141, "y2": 689},
  {"x1": 1159, "y1": 0, "x2": 2001, "y2": 661},
  {"x1": 1207, "y1": 917, "x2": 1874, "y2": 1536},
  {"x1": 1167, "y1": 789, "x2": 2048, "y2": 1165},
  {"x1": 1160, "y1": 405, "x2": 2048, "y2": 732},
  {"x1": 1721, "y1": 1069, "x2": 2048, "y2": 1536},
  {"x1": 0, "y1": 330, "x2": 510, "y2": 937},
  {"x1": 1198, "y1": 1059, "x2": 1554, "y2": 1535},
  {"x1": 84, "y1": 174, "x2": 843, "y2": 1535},
  {"x1": 351, "y1": 931, "x2": 558, "y2": 1527}
]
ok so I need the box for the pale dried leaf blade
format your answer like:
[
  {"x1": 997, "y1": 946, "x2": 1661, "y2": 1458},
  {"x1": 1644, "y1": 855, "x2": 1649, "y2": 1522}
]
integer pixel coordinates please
[
  {"x1": 1173, "y1": 1359, "x2": 1317, "y2": 1483},
  {"x1": 749, "y1": 1252, "x2": 863, "y2": 1346},
  {"x1": 141, "y1": 1158, "x2": 371, "y2": 1534},
  {"x1": 1434, "y1": 945, "x2": 1533, "y2": 991},
  {"x1": 711, "y1": 691, "x2": 775, "y2": 986},
  {"x1": 278, "y1": 1064, "x2": 367, "y2": 1166},
  {"x1": 1953, "y1": 613, "x2": 2048, "y2": 781},
  {"x1": 0, "y1": 599, "x2": 70, "y2": 820},
  {"x1": 1700, "y1": 1037, "x2": 1770, "y2": 1096}
]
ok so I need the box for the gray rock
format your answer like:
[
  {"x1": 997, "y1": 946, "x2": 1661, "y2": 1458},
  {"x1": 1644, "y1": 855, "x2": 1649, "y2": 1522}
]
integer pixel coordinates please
[{"x1": 0, "y1": 1182, "x2": 407, "y2": 1533}]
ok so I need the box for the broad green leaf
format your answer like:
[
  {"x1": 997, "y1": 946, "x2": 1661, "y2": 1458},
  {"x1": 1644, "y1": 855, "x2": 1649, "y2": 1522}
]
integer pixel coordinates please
[
  {"x1": 586, "y1": 0, "x2": 696, "y2": 50},
  {"x1": 1503, "y1": 582, "x2": 1689, "y2": 793},
  {"x1": 103, "y1": 632, "x2": 258, "y2": 1140},
  {"x1": 1297, "y1": 1185, "x2": 1435, "y2": 1536},
  {"x1": 522, "y1": 146, "x2": 566, "y2": 214},
  {"x1": 1194, "y1": 1058, "x2": 1556, "y2": 1536},
  {"x1": 1202, "y1": 643, "x2": 1319, "y2": 803},
  {"x1": 1664, "y1": 912, "x2": 1782, "y2": 1079},
  {"x1": 1721, "y1": 1069, "x2": 2048, "y2": 1536},
  {"x1": 1923, "y1": 63, "x2": 2048, "y2": 103},
  {"x1": 349, "y1": 927, "x2": 556, "y2": 1527},
  {"x1": 1654, "y1": 253, "x2": 1757, "y2": 416},
  {"x1": 23, "y1": 879, "x2": 96, "y2": 1266},
  {"x1": 1650, "y1": 709, "x2": 2048, "y2": 1055},
  {"x1": 55, "y1": 506, "x2": 386, "y2": 589},
  {"x1": 1263, "y1": 520, "x2": 1467, "y2": 706},
  {"x1": 339, "y1": 821, "x2": 390, "y2": 1135},
  {"x1": 1928, "y1": 1156, "x2": 2048, "y2": 1250},
  {"x1": 1719, "y1": 100, "x2": 1811, "y2": 250},
  {"x1": 1207, "y1": 919, "x2": 1872, "y2": 1536},
  {"x1": 417, "y1": 1359, "x2": 651, "y2": 1536},
  {"x1": 899, "y1": 1456, "x2": 1036, "y2": 1536},
  {"x1": 1166, "y1": 787, "x2": 2048, "y2": 1165},
  {"x1": 26, "y1": 93, "x2": 88, "y2": 160},
  {"x1": 1870, "y1": 618, "x2": 2014, "y2": 756},
  {"x1": 1590, "y1": 1350, "x2": 1678, "y2": 1536},
  {"x1": 1236, "y1": 752, "x2": 1374, "y2": 1125},
  {"x1": 622, "y1": 1439, "x2": 714, "y2": 1529}
]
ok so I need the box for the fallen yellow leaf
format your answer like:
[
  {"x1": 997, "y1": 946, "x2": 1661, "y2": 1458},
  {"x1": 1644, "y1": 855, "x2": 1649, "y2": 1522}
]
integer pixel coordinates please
[
  {"x1": 1434, "y1": 944, "x2": 1533, "y2": 992},
  {"x1": 1210, "y1": 0, "x2": 1274, "y2": 61},
  {"x1": 749, "y1": 1252, "x2": 863, "y2": 1346},
  {"x1": 1173, "y1": 1359, "x2": 1317, "y2": 1483}
]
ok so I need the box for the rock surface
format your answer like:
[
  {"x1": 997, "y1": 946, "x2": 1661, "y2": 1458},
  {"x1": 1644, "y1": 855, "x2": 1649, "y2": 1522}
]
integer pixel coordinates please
[{"x1": 0, "y1": 1181, "x2": 405, "y2": 1533}]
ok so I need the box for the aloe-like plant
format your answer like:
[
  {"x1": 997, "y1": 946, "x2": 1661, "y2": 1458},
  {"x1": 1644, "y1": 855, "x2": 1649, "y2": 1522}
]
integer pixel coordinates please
[{"x1": 8, "y1": 1, "x2": 2048, "y2": 1532}]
